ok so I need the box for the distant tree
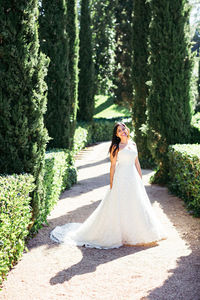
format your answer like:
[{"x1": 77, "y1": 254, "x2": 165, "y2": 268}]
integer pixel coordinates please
[
  {"x1": 91, "y1": 0, "x2": 115, "y2": 94},
  {"x1": 39, "y1": 0, "x2": 72, "y2": 148},
  {"x1": 67, "y1": 0, "x2": 79, "y2": 145},
  {"x1": 147, "y1": 0, "x2": 193, "y2": 183},
  {"x1": 132, "y1": 0, "x2": 152, "y2": 167},
  {"x1": 78, "y1": 0, "x2": 95, "y2": 121},
  {"x1": 0, "y1": 0, "x2": 49, "y2": 224},
  {"x1": 113, "y1": 0, "x2": 133, "y2": 109}
]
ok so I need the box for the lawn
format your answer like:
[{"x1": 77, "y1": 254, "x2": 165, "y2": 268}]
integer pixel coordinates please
[{"x1": 94, "y1": 95, "x2": 131, "y2": 119}]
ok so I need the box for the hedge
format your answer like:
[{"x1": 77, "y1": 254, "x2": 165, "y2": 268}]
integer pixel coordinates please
[
  {"x1": 73, "y1": 117, "x2": 133, "y2": 154},
  {"x1": 168, "y1": 144, "x2": 200, "y2": 216},
  {"x1": 0, "y1": 174, "x2": 35, "y2": 285},
  {"x1": 31, "y1": 149, "x2": 77, "y2": 233},
  {"x1": 190, "y1": 112, "x2": 200, "y2": 143}
]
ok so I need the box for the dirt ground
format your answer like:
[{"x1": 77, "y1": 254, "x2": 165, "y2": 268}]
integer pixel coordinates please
[{"x1": 1, "y1": 142, "x2": 200, "y2": 300}]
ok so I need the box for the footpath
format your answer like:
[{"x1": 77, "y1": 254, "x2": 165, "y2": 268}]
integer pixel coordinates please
[{"x1": 1, "y1": 142, "x2": 200, "y2": 300}]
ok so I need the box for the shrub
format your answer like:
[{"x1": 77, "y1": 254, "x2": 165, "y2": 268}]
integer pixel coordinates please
[
  {"x1": 73, "y1": 123, "x2": 93, "y2": 154},
  {"x1": 190, "y1": 112, "x2": 200, "y2": 143},
  {"x1": 92, "y1": 118, "x2": 133, "y2": 142},
  {"x1": 32, "y1": 150, "x2": 77, "y2": 232},
  {"x1": 168, "y1": 144, "x2": 200, "y2": 216},
  {"x1": 73, "y1": 118, "x2": 133, "y2": 154},
  {"x1": 0, "y1": 174, "x2": 35, "y2": 285}
]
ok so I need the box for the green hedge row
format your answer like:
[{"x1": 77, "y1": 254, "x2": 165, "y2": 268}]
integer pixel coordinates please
[
  {"x1": 190, "y1": 112, "x2": 200, "y2": 143},
  {"x1": 168, "y1": 144, "x2": 200, "y2": 216},
  {"x1": 0, "y1": 174, "x2": 35, "y2": 285},
  {"x1": 0, "y1": 150, "x2": 77, "y2": 284},
  {"x1": 73, "y1": 117, "x2": 133, "y2": 153},
  {"x1": 31, "y1": 149, "x2": 77, "y2": 233}
]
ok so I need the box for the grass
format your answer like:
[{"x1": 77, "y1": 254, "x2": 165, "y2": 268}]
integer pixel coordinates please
[{"x1": 94, "y1": 95, "x2": 131, "y2": 119}]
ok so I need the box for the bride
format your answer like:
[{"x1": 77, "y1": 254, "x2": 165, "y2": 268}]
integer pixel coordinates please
[{"x1": 50, "y1": 122, "x2": 166, "y2": 249}]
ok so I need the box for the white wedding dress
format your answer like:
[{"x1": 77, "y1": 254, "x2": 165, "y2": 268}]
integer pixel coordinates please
[{"x1": 50, "y1": 143, "x2": 166, "y2": 249}]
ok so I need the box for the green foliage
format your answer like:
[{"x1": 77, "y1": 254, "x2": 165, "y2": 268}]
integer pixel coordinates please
[
  {"x1": 168, "y1": 144, "x2": 200, "y2": 216},
  {"x1": 190, "y1": 112, "x2": 200, "y2": 142},
  {"x1": 73, "y1": 123, "x2": 94, "y2": 153},
  {"x1": 31, "y1": 150, "x2": 77, "y2": 233},
  {"x1": 196, "y1": 59, "x2": 200, "y2": 112},
  {"x1": 91, "y1": 0, "x2": 115, "y2": 94},
  {"x1": 0, "y1": 174, "x2": 35, "y2": 285},
  {"x1": 94, "y1": 95, "x2": 131, "y2": 119},
  {"x1": 147, "y1": 0, "x2": 194, "y2": 183},
  {"x1": 113, "y1": 0, "x2": 133, "y2": 108},
  {"x1": 67, "y1": 0, "x2": 79, "y2": 146},
  {"x1": 39, "y1": 0, "x2": 72, "y2": 149},
  {"x1": 74, "y1": 118, "x2": 133, "y2": 154},
  {"x1": 0, "y1": 1, "x2": 49, "y2": 224},
  {"x1": 78, "y1": 0, "x2": 95, "y2": 121},
  {"x1": 132, "y1": 0, "x2": 153, "y2": 168}
]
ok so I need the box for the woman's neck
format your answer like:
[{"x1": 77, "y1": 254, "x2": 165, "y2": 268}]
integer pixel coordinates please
[{"x1": 120, "y1": 137, "x2": 128, "y2": 144}]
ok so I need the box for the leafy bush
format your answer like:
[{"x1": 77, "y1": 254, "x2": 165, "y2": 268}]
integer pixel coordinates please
[
  {"x1": 93, "y1": 118, "x2": 133, "y2": 142},
  {"x1": 190, "y1": 113, "x2": 200, "y2": 143},
  {"x1": 73, "y1": 123, "x2": 93, "y2": 154},
  {"x1": 0, "y1": 174, "x2": 35, "y2": 285},
  {"x1": 168, "y1": 144, "x2": 200, "y2": 216},
  {"x1": 73, "y1": 117, "x2": 133, "y2": 154},
  {"x1": 32, "y1": 150, "x2": 77, "y2": 232}
]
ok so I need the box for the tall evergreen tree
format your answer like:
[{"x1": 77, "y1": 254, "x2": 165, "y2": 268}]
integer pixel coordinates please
[
  {"x1": 0, "y1": 0, "x2": 49, "y2": 222},
  {"x1": 113, "y1": 0, "x2": 133, "y2": 108},
  {"x1": 147, "y1": 0, "x2": 193, "y2": 183},
  {"x1": 132, "y1": 0, "x2": 152, "y2": 167},
  {"x1": 91, "y1": 0, "x2": 115, "y2": 94},
  {"x1": 197, "y1": 59, "x2": 200, "y2": 111},
  {"x1": 78, "y1": 0, "x2": 94, "y2": 122},
  {"x1": 67, "y1": 0, "x2": 79, "y2": 146},
  {"x1": 39, "y1": 0, "x2": 71, "y2": 148}
]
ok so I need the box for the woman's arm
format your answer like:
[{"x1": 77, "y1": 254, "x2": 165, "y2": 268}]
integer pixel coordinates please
[
  {"x1": 110, "y1": 148, "x2": 118, "y2": 189},
  {"x1": 135, "y1": 156, "x2": 142, "y2": 179}
]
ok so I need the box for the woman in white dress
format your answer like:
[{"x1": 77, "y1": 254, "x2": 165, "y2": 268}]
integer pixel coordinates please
[{"x1": 50, "y1": 122, "x2": 166, "y2": 249}]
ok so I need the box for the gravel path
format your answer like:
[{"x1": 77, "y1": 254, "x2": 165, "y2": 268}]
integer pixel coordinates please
[{"x1": 1, "y1": 142, "x2": 200, "y2": 300}]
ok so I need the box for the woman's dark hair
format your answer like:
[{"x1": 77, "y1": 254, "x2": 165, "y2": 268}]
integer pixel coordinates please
[{"x1": 109, "y1": 122, "x2": 130, "y2": 157}]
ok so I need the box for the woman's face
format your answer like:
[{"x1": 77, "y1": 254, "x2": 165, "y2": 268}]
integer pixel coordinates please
[{"x1": 116, "y1": 125, "x2": 128, "y2": 139}]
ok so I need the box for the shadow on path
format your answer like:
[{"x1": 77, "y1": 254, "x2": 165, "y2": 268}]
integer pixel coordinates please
[
  {"x1": 49, "y1": 244, "x2": 157, "y2": 285},
  {"x1": 77, "y1": 157, "x2": 110, "y2": 170},
  {"x1": 146, "y1": 250, "x2": 200, "y2": 300},
  {"x1": 59, "y1": 172, "x2": 110, "y2": 199}
]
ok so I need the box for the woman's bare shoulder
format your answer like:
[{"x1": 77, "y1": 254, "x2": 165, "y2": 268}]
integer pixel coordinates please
[{"x1": 129, "y1": 139, "x2": 136, "y2": 146}]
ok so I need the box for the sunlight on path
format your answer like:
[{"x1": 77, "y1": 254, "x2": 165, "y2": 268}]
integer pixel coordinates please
[{"x1": 1, "y1": 142, "x2": 200, "y2": 300}]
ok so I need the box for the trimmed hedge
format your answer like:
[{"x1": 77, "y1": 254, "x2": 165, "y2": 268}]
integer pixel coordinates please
[
  {"x1": 73, "y1": 117, "x2": 133, "y2": 153},
  {"x1": 168, "y1": 144, "x2": 200, "y2": 216},
  {"x1": 0, "y1": 174, "x2": 35, "y2": 285},
  {"x1": 31, "y1": 149, "x2": 77, "y2": 233},
  {"x1": 190, "y1": 112, "x2": 200, "y2": 143}
]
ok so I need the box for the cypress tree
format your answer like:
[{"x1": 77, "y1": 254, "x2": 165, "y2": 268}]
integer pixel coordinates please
[
  {"x1": 67, "y1": 0, "x2": 79, "y2": 146},
  {"x1": 39, "y1": 0, "x2": 71, "y2": 148},
  {"x1": 0, "y1": 0, "x2": 49, "y2": 222},
  {"x1": 132, "y1": 0, "x2": 152, "y2": 167},
  {"x1": 147, "y1": 0, "x2": 193, "y2": 183},
  {"x1": 113, "y1": 0, "x2": 133, "y2": 108},
  {"x1": 78, "y1": 0, "x2": 95, "y2": 122},
  {"x1": 197, "y1": 59, "x2": 200, "y2": 111},
  {"x1": 91, "y1": 0, "x2": 115, "y2": 94}
]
